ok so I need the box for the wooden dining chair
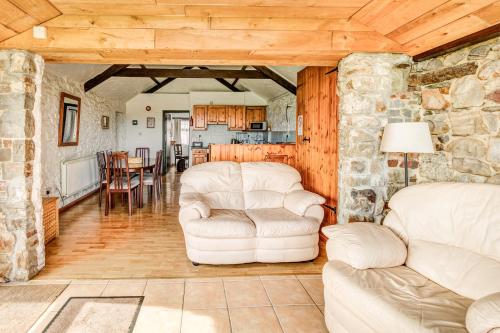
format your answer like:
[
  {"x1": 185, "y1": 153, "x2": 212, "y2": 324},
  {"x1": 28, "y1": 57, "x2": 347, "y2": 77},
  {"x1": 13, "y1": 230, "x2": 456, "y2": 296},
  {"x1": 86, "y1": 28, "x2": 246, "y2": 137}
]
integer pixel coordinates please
[
  {"x1": 144, "y1": 150, "x2": 163, "y2": 202},
  {"x1": 174, "y1": 144, "x2": 188, "y2": 168},
  {"x1": 105, "y1": 151, "x2": 140, "y2": 216},
  {"x1": 135, "y1": 147, "x2": 150, "y2": 164},
  {"x1": 96, "y1": 151, "x2": 107, "y2": 207}
]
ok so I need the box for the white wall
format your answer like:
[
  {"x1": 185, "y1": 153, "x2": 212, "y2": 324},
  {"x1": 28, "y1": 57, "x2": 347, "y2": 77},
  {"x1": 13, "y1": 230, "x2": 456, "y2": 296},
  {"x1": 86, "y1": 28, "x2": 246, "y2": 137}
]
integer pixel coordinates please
[
  {"x1": 41, "y1": 70, "x2": 124, "y2": 207},
  {"x1": 123, "y1": 92, "x2": 267, "y2": 153}
]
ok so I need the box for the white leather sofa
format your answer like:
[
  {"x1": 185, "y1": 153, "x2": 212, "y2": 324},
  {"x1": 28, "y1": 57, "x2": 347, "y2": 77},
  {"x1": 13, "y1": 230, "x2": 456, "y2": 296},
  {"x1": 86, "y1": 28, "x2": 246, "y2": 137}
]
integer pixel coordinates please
[
  {"x1": 178, "y1": 161, "x2": 326, "y2": 265},
  {"x1": 322, "y1": 182, "x2": 500, "y2": 333}
]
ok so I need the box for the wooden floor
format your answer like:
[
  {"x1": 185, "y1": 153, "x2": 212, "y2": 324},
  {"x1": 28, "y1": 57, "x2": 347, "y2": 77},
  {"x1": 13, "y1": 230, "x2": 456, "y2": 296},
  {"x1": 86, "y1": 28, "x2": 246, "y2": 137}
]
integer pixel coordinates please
[{"x1": 36, "y1": 169, "x2": 326, "y2": 280}]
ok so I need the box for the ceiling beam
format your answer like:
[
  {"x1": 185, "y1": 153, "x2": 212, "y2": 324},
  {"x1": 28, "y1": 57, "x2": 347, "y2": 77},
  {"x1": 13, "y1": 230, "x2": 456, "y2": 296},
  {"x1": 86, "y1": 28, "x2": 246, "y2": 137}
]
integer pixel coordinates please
[
  {"x1": 113, "y1": 68, "x2": 266, "y2": 79},
  {"x1": 197, "y1": 66, "x2": 241, "y2": 92},
  {"x1": 84, "y1": 64, "x2": 129, "y2": 92},
  {"x1": 140, "y1": 65, "x2": 160, "y2": 84},
  {"x1": 143, "y1": 66, "x2": 195, "y2": 94},
  {"x1": 252, "y1": 66, "x2": 296, "y2": 95},
  {"x1": 231, "y1": 66, "x2": 247, "y2": 87},
  {"x1": 413, "y1": 23, "x2": 500, "y2": 61}
]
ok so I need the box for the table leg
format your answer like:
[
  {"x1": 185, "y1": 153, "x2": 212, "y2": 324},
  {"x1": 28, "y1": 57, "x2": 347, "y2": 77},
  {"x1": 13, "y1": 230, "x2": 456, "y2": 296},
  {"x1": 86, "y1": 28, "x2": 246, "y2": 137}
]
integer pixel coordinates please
[{"x1": 139, "y1": 168, "x2": 144, "y2": 208}]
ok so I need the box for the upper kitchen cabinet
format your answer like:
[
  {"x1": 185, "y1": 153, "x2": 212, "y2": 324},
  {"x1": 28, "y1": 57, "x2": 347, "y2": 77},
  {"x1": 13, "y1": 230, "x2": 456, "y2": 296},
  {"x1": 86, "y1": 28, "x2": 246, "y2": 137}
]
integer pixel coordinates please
[
  {"x1": 193, "y1": 105, "x2": 207, "y2": 130},
  {"x1": 227, "y1": 105, "x2": 245, "y2": 131},
  {"x1": 245, "y1": 106, "x2": 266, "y2": 130},
  {"x1": 207, "y1": 105, "x2": 227, "y2": 125}
]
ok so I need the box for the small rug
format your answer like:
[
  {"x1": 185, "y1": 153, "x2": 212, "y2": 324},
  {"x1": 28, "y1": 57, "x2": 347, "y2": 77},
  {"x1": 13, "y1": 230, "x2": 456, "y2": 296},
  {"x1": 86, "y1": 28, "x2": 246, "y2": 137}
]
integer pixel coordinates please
[
  {"x1": 43, "y1": 296, "x2": 144, "y2": 333},
  {"x1": 0, "y1": 284, "x2": 67, "y2": 333}
]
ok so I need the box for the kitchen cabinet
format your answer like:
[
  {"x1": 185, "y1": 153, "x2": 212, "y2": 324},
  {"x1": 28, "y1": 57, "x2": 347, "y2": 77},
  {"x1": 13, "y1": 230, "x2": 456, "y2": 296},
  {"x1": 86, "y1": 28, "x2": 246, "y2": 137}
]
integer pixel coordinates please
[
  {"x1": 227, "y1": 105, "x2": 245, "y2": 131},
  {"x1": 192, "y1": 148, "x2": 209, "y2": 165},
  {"x1": 245, "y1": 106, "x2": 266, "y2": 130},
  {"x1": 207, "y1": 105, "x2": 227, "y2": 124},
  {"x1": 193, "y1": 105, "x2": 207, "y2": 130}
]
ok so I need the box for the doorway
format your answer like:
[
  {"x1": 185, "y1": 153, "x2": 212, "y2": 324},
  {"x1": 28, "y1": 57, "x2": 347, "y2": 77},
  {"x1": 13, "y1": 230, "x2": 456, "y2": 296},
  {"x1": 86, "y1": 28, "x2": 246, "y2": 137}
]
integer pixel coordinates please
[{"x1": 162, "y1": 110, "x2": 190, "y2": 173}]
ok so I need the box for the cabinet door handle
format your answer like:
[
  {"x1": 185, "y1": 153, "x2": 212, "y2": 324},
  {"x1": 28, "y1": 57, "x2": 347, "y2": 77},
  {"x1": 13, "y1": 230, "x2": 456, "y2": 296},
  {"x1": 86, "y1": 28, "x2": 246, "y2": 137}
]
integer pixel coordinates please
[{"x1": 302, "y1": 137, "x2": 310, "y2": 143}]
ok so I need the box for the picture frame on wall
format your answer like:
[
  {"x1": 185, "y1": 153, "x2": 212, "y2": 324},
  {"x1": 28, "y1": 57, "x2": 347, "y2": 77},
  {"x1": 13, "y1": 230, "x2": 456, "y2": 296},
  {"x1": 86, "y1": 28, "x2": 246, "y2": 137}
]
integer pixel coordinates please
[
  {"x1": 132, "y1": 120, "x2": 138, "y2": 125},
  {"x1": 147, "y1": 117, "x2": 155, "y2": 128},
  {"x1": 58, "y1": 92, "x2": 81, "y2": 147},
  {"x1": 101, "y1": 116, "x2": 109, "y2": 129}
]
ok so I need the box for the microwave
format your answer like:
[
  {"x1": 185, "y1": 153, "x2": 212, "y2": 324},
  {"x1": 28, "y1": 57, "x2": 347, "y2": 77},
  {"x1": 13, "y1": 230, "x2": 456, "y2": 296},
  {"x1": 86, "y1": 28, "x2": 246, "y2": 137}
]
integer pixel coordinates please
[{"x1": 249, "y1": 121, "x2": 267, "y2": 131}]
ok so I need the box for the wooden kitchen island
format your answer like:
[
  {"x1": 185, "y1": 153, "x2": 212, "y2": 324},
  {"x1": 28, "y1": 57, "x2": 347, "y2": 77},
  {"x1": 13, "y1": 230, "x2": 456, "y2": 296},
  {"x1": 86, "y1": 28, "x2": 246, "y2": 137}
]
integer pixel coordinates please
[{"x1": 209, "y1": 144, "x2": 296, "y2": 167}]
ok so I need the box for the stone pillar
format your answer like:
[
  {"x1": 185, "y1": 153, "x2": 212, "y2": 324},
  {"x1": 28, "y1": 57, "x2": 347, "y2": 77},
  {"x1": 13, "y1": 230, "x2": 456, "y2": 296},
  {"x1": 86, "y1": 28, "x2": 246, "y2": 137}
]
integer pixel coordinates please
[
  {"x1": 0, "y1": 50, "x2": 44, "y2": 281},
  {"x1": 337, "y1": 53, "x2": 412, "y2": 224}
]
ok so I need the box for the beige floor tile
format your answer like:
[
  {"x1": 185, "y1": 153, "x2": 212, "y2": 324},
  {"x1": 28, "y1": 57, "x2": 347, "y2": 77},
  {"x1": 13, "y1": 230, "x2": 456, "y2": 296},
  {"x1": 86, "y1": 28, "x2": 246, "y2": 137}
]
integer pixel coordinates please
[
  {"x1": 102, "y1": 280, "x2": 147, "y2": 296},
  {"x1": 224, "y1": 279, "x2": 271, "y2": 308},
  {"x1": 181, "y1": 309, "x2": 231, "y2": 333},
  {"x1": 147, "y1": 278, "x2": 185, "y2": 284},
  {"x1": 262, "y1": 278, "x2": 314, "y2": 305},
  {"x1": 298, "y1": 277, "x2": 324, "y2": 305},
  {"x1": 260, "y1": 274, "x2": 297, "y2": 280},
  {"x1": 183, "y1": 281, "x2": 227, "y2": 309},
  {"x1": 295, "y1": 274, "x2": 322, "y2": 280},
  {"x1": 275, "y1": 305, "x2": 328, "y2": 333},
  {"x1": 222, "y1": 276, "x2": 260, "y2": 282},
  {"x1": 318, "y1": 305, "x2": 325, "y2": 314},
  {"x1": 70, "y1": 279, "x2": 109, "y2": 285},
  {"x1": 186, "y1": 277, "x2": 222, "y2": 283},
  {"x1": 143, "y1": 282, "x2": 184, "y2": 308},
  {"x1": 133, "y1": 306, "x2": 183, "y2": 333},
  {"x1": 229, "y1": 307, "x2": 282, "y2": 333},
  {"x1": 27, "y1": 310, "x2": 58, "y2": 333},
  {"x1": 46, "y1": 283, "x2": 107, "y2": 312}
]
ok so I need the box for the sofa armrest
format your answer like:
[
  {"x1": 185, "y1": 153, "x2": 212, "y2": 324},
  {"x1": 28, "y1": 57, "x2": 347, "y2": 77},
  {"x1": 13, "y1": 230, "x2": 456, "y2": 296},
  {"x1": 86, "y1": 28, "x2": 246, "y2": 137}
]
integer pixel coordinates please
[
  {"x1": 322, "y1": 223, "x2": 407, "y2": 269},
  {"x1": 179, "y1": 193, "x2": 210, "y2": 218},
  {"x1": 284, "y1": 190, "x2": 326, "y2": 216},
  {"x1": 466, "y1": 292, "x2": 500, "y2": 333}
]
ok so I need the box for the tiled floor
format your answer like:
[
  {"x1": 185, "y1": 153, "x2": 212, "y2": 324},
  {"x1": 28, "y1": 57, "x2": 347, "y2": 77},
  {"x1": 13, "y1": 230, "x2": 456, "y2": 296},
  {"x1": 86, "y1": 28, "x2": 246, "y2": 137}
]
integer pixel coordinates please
[{"x1": 24, "y1": 274, "x2": 326, "y2": 333}]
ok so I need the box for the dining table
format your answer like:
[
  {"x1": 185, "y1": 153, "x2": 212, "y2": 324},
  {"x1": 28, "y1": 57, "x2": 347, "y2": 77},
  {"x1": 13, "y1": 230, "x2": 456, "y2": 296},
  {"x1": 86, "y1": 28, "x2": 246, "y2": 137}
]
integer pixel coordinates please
[{"x1": 128, "y1": 157, "x2": 155, "y2": 208}]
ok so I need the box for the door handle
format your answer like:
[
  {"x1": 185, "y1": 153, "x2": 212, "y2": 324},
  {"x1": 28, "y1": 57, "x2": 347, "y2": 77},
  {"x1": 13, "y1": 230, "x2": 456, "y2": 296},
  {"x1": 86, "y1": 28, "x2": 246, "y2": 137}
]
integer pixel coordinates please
[{"x1": 302, "y1": 137, "x2": 310, "y2": 143}]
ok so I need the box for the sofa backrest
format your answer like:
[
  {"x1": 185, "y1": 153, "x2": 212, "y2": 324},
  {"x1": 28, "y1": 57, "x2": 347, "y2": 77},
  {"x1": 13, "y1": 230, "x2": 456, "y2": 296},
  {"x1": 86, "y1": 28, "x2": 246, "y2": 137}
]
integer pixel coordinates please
[
  {"x1": 240, "y1": 162, "x2": 303, "y2": 209},
  {"x1": 180, "y1": 161, "x2": 244, "y2": 210},
  {"x1": 384, "y1": 182, "x2": 500, "y2": 300}
]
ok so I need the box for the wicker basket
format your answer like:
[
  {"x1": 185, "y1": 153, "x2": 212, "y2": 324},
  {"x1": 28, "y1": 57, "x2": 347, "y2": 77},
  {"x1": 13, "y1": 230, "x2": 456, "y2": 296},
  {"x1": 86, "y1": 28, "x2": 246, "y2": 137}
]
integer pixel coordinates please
[{"x1": 42, "y1": 197, "x2": 59, "y2": 244}]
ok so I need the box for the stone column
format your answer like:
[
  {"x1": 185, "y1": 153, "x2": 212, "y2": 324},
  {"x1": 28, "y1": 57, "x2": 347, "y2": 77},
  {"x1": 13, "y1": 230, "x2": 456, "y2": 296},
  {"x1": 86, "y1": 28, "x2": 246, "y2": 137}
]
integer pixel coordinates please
[
  {"x1": 337, "y1": 53, "x2": 412, "y2": 224},
  {"x1": 0, "y1": 50, "x2": 44, "y2": 281}
]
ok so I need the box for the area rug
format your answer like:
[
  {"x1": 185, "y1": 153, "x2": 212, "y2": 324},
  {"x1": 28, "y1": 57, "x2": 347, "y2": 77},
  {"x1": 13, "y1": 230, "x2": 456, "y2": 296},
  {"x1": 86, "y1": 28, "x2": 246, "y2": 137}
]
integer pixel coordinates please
[
  {"x1": 43, "y1": 296, "x2": 144, "y2": 333},
  {"x1": 0, "y1": 284, "x2": 67, "y2": 333}
]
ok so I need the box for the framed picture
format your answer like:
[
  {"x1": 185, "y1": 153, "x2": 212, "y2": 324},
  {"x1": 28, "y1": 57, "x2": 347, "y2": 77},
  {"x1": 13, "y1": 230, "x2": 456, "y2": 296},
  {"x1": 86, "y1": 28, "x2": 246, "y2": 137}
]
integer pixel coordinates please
[
  {"x1": 58, "y1": 92, "x2": 81, "y2": 146},
  {"x1": 101, "y1": 116, "x2": 109, "y2": 129},
  {"x1": 132, "y1": 120, "x2": 138, "y2": 125},
  {"x1": 147, "y1": 117, "x2": 155, "y2": 128}
]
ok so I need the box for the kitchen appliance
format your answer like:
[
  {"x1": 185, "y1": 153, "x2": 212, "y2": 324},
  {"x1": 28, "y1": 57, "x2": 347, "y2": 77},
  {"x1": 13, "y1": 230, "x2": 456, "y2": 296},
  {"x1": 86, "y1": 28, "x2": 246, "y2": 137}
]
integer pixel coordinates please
[
  {"x1": 191, "y1": 141, "x2": 203, "y2": 148},
  {"x1": 248, "y1": 121, "x2": 268, "y2": 131},
  {"x1": 231, "y1": 138, "x2": 241, "y2": 144}
]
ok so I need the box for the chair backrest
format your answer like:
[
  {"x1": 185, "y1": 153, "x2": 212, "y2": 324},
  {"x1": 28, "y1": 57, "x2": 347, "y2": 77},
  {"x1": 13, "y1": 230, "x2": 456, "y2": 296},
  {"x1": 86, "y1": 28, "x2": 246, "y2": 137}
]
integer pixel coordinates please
[
  {"x1": 240, "y1": 162, "x2": 303, "y2": 209},
  {"x1": 384, "y1": 182, "x2": 500, "y2": 300},
  {"x1": 135, "y1": 147, "x2": 150, "y2": 164},
  {"x1": 96, "y1": 151, "x2": 106, "y2": 181},
  {"x1": 153, "y1": 150, "x2": 163, "y2": 179},
  {"x1": 174, "y1": 144, "x2": 183, "y2": 156},
  {"x1": 107, "y1": 151, "x2": 132, "y2": 191}
]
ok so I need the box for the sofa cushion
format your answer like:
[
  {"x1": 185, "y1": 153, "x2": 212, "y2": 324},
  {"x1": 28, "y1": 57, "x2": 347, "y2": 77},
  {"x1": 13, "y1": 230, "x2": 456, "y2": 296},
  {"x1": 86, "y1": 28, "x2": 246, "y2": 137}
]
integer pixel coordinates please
[
  {"x1": 385, "y1": 182, "x2": 500, "y2": 300},
  {"x1": 322, "y1": 223, "x2": 407, "y2": 269},
  {"x1": 183, "y1": 209, "x2": 256, "y2": 238},
  {"x1": 323, "y1": 260, "x2": 472, "y2": 333},
  {"x1": 241, "y1": 162, "x2": 303, "y2": 209},
  {"x1": 245, "y1": 208, "x2": 320, "y2": 237},
  {"x1": 284, "y1": 190, "x2": 325, "y2": 216},
  {"x1": 466, "y1": 292, "x2": 500, "y2": 333}
]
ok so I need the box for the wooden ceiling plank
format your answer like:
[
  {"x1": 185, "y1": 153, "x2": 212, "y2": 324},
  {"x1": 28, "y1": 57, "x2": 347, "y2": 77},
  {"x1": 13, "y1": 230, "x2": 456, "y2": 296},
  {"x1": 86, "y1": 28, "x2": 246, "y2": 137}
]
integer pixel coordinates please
[
  {"x1": 403, "y1": 14, "x2": 491, "y2": 55},
  {"x1": 0, "y1": 23, "x2": 17, "y2": 41},
  {"x1": 210, "y1": 17, "x2": 372, "y2": 31},
  {"x1": 184, "y1": 5, "x2": 359, "y2": 18},
  {"x1": 473, "y1": 2, "x2": 500, "y2": 24},
  {"x1": 350, "y1": 0, "x2": 395, "y2": 24},
  {"x1": 1, "y1": 27, "x2": 155, "y2": 49},
  {"x1": 387, "y1": 0, "x2": 498, "y2": 44},
  {"x1": 9, "y1": 0, "x2": 60, "y2": 22},
  {"x1": 44, "y1": 15, "x2": 210, "y2": 29},
  {"x1": 114, "y1": 68, "x2": 267, "y2": 79},
  {"x1": 252, "y1": 65, "x2": 296, "y2": 94},
  {"x1": 51, "y1": 3, "x2": 186, "y2": 15},
  {"x1": 156, "y1": 0, "x2": 370, "y2": 6},
  {"x1": 84, "y1": 64, "x2": 129, "y2": 92},
  {"x1": 0, "y1": 0, "x2": 37, "y2": 32}
]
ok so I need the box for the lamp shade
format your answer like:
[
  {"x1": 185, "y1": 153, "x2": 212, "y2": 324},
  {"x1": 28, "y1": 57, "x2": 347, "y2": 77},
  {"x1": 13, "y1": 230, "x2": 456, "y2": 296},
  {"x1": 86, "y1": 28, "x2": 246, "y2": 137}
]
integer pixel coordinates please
[{"x1": 380, "y1": 122, "x2": 434, "y2": 153}]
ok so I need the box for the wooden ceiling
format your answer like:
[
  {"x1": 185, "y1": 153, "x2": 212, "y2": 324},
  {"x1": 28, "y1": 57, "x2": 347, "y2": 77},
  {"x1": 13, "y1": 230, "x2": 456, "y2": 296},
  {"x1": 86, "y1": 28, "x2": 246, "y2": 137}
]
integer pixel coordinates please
[{"x1": 0, "y1": 0, "x2": 498, "y2": 65}]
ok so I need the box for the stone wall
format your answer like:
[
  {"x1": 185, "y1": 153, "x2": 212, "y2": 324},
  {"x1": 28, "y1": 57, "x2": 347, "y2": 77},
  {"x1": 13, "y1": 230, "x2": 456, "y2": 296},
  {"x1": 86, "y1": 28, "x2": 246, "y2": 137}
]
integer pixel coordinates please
[
  {"x1": 41, "y1": 69, "x2": 122, "y2": 207},
  {"x1": 0, "y1": 50, "x2": 44, "y2": 281},
  {"x1": 337, "y1": 53, "x2": 412, "y2": 224}
]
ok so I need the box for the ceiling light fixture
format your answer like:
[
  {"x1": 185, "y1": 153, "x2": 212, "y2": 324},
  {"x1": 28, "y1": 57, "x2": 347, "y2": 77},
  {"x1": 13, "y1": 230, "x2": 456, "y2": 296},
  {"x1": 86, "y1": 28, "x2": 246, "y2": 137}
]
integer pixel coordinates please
[{"x1": 32, "y1": 26, "x2": 47, "y2": 40}]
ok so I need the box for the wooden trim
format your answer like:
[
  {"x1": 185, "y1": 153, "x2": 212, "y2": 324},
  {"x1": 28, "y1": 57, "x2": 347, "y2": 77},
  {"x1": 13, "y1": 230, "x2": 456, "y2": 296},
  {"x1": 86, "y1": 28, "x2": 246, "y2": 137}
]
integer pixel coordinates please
[
  {"x1": 143, "y1": 77, "x2": 176, "y2": 93},
  {"x1": 252, "y1": 66, "x2": 296, "y2": 94},
  {"x1": 58, "y1": 92, "x2": 81, "y2": 147},
  {"x1": 84, "y1": 64, "x2": 129, "y2": 92},
  {"x1": 114, "y1": 68, "x2": 267, "y2": 79},
  {"x1": 413, "y1": 23, "x2": 500, "y2": 61},
  {"x1": 198, "y1": 66, "x2": 241, "y2": 92},
  {"x1": 58, "y1": 188, "x2": 99, "y2": 213}
]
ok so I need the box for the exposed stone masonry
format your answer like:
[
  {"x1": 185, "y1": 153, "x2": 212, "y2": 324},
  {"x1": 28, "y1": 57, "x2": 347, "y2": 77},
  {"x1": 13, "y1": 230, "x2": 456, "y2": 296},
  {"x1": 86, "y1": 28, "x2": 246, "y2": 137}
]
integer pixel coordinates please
[{"x1": 0, "y1": 50, "x2": 44, "y2": 281}]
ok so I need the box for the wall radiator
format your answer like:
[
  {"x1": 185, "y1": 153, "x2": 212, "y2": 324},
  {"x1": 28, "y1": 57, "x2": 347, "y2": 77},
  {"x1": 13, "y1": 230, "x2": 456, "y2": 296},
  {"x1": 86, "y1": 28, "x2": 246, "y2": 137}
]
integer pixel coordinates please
[{"x1": 60, "y1": 155, "x2": 99, "y2": 197}]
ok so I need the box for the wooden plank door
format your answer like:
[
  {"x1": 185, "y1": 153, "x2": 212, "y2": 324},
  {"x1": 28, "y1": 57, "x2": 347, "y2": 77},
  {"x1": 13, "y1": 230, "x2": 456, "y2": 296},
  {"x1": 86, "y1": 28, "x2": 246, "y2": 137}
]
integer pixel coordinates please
[
  {"x1": 193, "y1": 105, "x2": 207, "y2": 130},
  {"x1": 207, "y1": 105, "x2": 218, "y2": 124}
]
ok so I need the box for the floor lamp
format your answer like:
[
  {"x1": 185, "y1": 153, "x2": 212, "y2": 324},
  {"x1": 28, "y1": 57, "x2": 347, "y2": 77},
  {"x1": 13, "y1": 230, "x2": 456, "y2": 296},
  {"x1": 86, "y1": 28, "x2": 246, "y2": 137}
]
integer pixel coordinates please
[{"x1": 381, "y1": 122, "x2": 434, "y2": 187}]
